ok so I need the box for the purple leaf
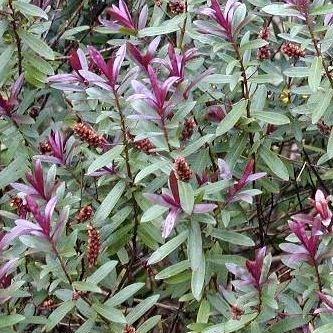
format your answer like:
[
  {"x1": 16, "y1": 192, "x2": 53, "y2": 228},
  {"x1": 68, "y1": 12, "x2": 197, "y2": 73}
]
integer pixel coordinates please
[
  {"x1": 218, "y1": 159, "x2": 232, "y2": 180},
  {"x1": 0, "y1": 258, "x2": 18, "y2": 282},
  {"x1": 138, "y1": 4, "x2": 148, "y2": 30},
  {"x1": 162, "y1": 208, "x2": 181, "y2": 238},
  {"x1": 193, "y1": 203, "x2": 217, "y2": 213},
  {"x1": 112, "y1": 44, "x2": 126, "y2": 84},
  {"x1": 143, "y1": 193, "x2": 171, "y2": 208}
]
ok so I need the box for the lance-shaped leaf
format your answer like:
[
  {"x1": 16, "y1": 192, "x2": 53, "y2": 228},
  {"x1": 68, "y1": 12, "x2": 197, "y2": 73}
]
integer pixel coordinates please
[
  {"x1": 308, "y1": 56, "x2": 322, "y2": 92},
  {"x1": 216, "y1": 99, "x2": 247, "y2": 136},
  {"x1": 148, "y1": 230, "x2": 188, "y2": 265}
]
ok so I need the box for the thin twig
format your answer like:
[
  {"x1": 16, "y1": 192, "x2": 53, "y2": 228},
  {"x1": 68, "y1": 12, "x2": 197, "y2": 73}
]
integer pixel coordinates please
[{"x1": 8, "y1": 0, "x2": 22, "y2": 74}]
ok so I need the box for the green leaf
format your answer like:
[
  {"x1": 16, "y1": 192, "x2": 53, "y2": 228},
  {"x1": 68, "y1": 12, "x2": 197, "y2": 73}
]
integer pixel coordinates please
[
  {"x1": 240, "y1": 39, "x2": 268, "y2": 51},
  {"x1": 86, "y1": 261, "x2": 117, "y2": 284},
  {"x1": 87, "y1": 145, "x2": 123, "y2": 175},
  {"x1": 262, "y1": 4, "x2": 299, "y2": 16},
  {"x1": 328, "y1": 129, "x2": 333, "y2": 159},
  {"x1": 19, "y1": 30, "x2": 54, "y2": 60},
  {"x1": 191, "y1": 255, "x2": 205, "y2": 301},
  {"x1": 253, "y1": 111, "x2": 290, "y2": 125},
  {"x1": 137, "y1": 315, "x2": 162, "y2": 333},
  {"x1": 197, "y1": 180, "x2": 231, "y2": 196},
  {"x1": 72, "y1": 281, "x2": 103, "y2": 293},
  {"x1": 141, "y1": 205, "x2": 169, "y2": 223},
  {"x1": 313, "y1": 323, "x2": 333, "y2": 333},
  {"x1": 312, "y1": 89, "x2": 333, "y2": 124},
  {"x1": 210, "y1": 229, "x2": 255, "y2": 246},
  {"x1": 250, "y1": 321, "x2": 262, "y2": 333},
  {"x1": 177, "y1": 134, "x2": 214, "y2": 157},
  {"x1": 310, "y1": 4, "x2": 333, "y2": 15},
  {"x1": 0, "y1": 46, "x2": 14, "y2": 74},
  {"x1": 105, "y1": 283, "x2": 145, "y2": 307},
  {"x1": 203, "y1": 313, "x2": 257, "y2": 333},
  {"x1": 179, "y1": 181, "x2": 194, "y2": 215},
  {"x1": 93, "y1": 303, "x2": 127, "y2": 324},
  {"x1": 189, "y1": 220, "x2": 203, "y2": 271},
  {"x1": 155, "y1": 260, "x2": 190, "y2": 280},
  {"x1": 251, "y1": 85, "x2": 267, "y2": 112},
  {"x1": 138, "y1": 14, "x2": 185, "y2": 37},
  {"x1": 0, "y1": 314, "x2": 25, "y2": 329},
  {"x1": 197, "y1": 299, "x2": 210, "y2": 323},
  {"x1": 202, "y1": 74, "x2": 236, "y2": 84},
  {"x1": 0, "y1": 156, "x2": 27, "y2": 189},
  {"x1": 308, "y1": 56, "x2": 322, "y2": 92},
  {"x1": 61, "y1": 26, "x2": 90, "y2": 39},
  {"x1": 207, "y1": 294, "x2": 230, "y2": 318},
  {"x1": 322, "y1": 26, "x2": 333, "y2": 52},
  {"x1": 260, "y1": 146, "x2": 289, "y2": 181},
  {"x1": 250, "y1": 73, "x2": 283, "y2": 85},
  {"x1": 283, "y1": 67, "x2": 309, "y2": 77},
  {"x1": 24, "y1": 53, "x2": 54, "y2": 75},
  {"x1": 148, "y1": 230, "x2": 188, "y2": 265},
  {"x1": 216, "y1": 99, "x2": 247, "y2": 136},
  {"x1": 94, "y1": 180, "x2": 126, "y2": 223},
  {"x1": 46, "y1": 300, "x2": 75, "y2": 331},
  {"x1": 268, "y1": 316, "x2": 308, "y2": 333},
  {"x1": 134, "y1": 160, "x2": 169, "y2": 184},
  {"x1": 22, "y1": 316, "x2": 48, "y2": 325},
  {"x1": 14, "y1": 1, "x2": 48, "y2": 19},
  {"x1": 25, "y1": 65, "x2": 46, "y2": 87},
  {"x1": 126, "y1": 295, "x2": 160, "y2": 325},
  {"x1": 75, "y1": 320, "x2": 95, "y2": 333}
]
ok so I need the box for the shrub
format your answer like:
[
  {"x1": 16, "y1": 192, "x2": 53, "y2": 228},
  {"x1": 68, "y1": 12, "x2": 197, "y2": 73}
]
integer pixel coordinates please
[{"x1": 0, "y1": 0, "x2": 333, "y2": 332}]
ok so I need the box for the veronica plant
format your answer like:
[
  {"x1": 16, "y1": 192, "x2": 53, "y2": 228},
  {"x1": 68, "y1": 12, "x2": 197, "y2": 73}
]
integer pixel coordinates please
[{"x1": 1, "y1": 0, "x2": 333, "y2": 332}]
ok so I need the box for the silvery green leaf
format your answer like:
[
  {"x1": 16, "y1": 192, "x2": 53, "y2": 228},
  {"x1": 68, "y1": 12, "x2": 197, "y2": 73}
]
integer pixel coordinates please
[
  {"x1": 14, "y1": 1, "x2": 48, "y2": 19},
  {"x1": 216, "y1": 100, "x2": 247, "y2": 136},
  {"x1": 19, "y1": 30, "x2": 54, "y2": 60},
  {"x1": 148, "y1": 230, "x2": 188, "y2": 265},
  {"x1": 308, "y1": 56, "x2": 322, "y2": 92}
]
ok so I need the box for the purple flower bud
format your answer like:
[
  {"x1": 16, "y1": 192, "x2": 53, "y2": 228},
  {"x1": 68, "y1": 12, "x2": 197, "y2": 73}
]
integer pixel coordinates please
[
  {"x1": 11, "y1": 160, "x2": 59, "y2": 201},
  {"x1": 127, "y1": 37, "x2": 161, "y2": 71},
  {"x1": 227, "y1": 159, "x2": 266, "y2": 203},
  {"x1": 0, "y1": 74, "x2": 24, "y2": 118},
  {"x1": 226, "y1": 246, "x2": 268, "y2": 290},
  {"x1": 0, "y1": 196, "x2": 62, "y2": 251},
  {"x1": 101, "y1": 0, "x2": 148, "y2": 33},
  {"x1": 129, "y1": 65, "x2": 179, "y2": 118},
  {"x1": 245, "y1": 247, "x2": 267, "y2": 288},
  {"x1": 281, "y1": 218, "x2": 321, "y2": 266},
  {"x1": 310, "y1": 190, "x2": 332, "y2": 227},
  {"x1": 35, "y1": 130, "x2": 75, "y2": 166},
  {"x1": 195, "y1": 0, "x2": 243, "y2": 41},
  {"x1": 145, "y1": 171, "x2": 216, "y2": 238},
  {"x1": 88, "y1": 45, "x2": 126, "y2": 89}
]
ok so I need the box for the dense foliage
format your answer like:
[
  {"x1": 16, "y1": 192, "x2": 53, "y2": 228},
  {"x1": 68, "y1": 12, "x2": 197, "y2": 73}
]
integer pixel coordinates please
[{"x1": 1, "y1": 0, "x2": 333, "y2": 332}]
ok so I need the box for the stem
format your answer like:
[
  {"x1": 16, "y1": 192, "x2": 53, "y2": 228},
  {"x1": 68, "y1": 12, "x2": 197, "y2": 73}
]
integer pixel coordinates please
[
  {"x1": 50, "y1": 1, "x2": 85, "y2": 48},
  {"x1": 303, "y1": 148, "x2": 329, "y2": 194},
  {"x1": 177, "y1": 0, "x2": 188, "y2": 50},
  {"x1": 161, "y1": 117, "x2": 172, "y2": 152},
  {"x1": 232, "y1": 40, "x2": 265, "y2": 245},
  {"x1": 113, "y1": 89, "x2": 140, "y2": 259},
  {"x1": 51, "y1": 241, "x2": 72, "y2": 284},
  {"x1": 8, "y1": 0, "x2": 22, "y2": 74},
  {"x1": 314, "y1": 262, "x2": 323, "y2": 292},
  {"x1": 306, "y1": 16, "x2": 333, "y2": 89},
  {"x1": 231, "y1": 42, "x2": 252, "y2": 123}
]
